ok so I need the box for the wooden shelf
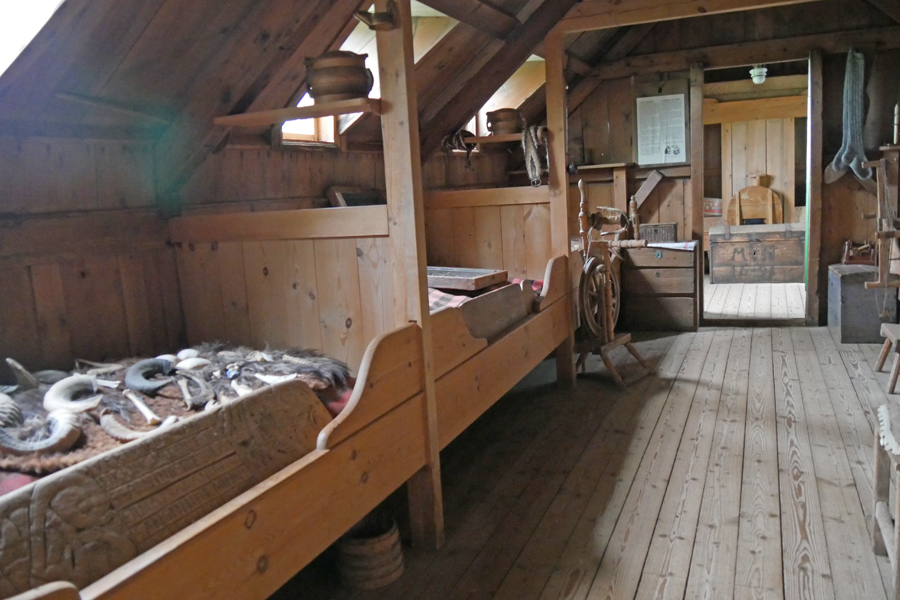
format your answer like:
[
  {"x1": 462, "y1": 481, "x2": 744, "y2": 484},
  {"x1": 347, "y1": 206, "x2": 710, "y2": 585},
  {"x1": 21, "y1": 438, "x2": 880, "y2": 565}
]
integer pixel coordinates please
[
  {"x1": 462, "y1": 133, "x2": 521, "y2": 144},
  {"x1": 214, "y1": 97, "x2": 382, "y2": 128}
]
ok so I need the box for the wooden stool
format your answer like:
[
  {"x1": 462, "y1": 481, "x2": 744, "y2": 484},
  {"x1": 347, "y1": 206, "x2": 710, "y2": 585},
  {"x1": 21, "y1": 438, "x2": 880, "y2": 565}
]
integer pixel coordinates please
[
  {"x1": 877, "y1": 323, "x2": 900, "y2": 394},
  {"x1": 874, "y1": 403, "x2": 900, "y2": 598}
]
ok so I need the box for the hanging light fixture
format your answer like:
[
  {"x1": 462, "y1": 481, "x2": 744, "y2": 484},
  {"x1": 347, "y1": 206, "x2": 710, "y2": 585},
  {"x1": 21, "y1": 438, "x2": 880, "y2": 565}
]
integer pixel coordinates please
[{"x1": 749, "y1": 64, "x2": 767, "y2": 84}]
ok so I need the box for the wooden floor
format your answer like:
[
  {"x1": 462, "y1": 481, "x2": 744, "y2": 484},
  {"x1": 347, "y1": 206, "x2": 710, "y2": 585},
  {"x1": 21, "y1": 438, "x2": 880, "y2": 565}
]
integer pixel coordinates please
[
  {"x1": 277, "y1": 327, "x2": 894, "y2": 600},
  {"x1": 704, "y1": 276, "x2": 806, "y2": 320}
]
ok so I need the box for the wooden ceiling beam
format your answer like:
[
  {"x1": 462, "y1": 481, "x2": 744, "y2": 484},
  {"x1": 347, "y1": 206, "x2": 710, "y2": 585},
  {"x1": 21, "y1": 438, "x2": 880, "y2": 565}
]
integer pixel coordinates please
[
  {"x1": 417, "y1": 0, "x2": 519, "y2": 39},
  {"x1": 418, "y1": 0, "x2": 581, "y2": 157},
  {"x1": 565, "y1": 24, "x2": 655, "y2": 114},
  {"x1": 532, "y1": 43, "x2": 593, "y2": 76},
  {"x1": 152, "y1": 0, "x2": 367, "y2": 199},
  {"x1": 866, "y1": 0, "x2": 900, "y2": 23},
  {"x1": 586, "y1": 25, "x2": 900, "y2": 83},
  {"x1": 555, "y1": 0, "x2": 823, "y2": 34}
]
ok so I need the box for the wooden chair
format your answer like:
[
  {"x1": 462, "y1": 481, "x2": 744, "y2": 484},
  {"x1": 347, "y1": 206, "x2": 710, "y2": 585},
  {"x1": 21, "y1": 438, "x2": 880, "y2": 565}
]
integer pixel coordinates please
[
  {"x1": 725, "y1": 185, "x2": 783, "y2": 226},
  {"x1": 876, "y1": 323, "x2": 900, "y2": 394}
]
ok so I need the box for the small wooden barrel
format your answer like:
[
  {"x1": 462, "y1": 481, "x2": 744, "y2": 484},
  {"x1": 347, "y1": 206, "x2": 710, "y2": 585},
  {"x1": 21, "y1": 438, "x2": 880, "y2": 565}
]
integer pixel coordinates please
[
  {"x1": 487, "y1": 108, "x2": 523, "y2": 135},
  {"x1": 337, "y1": 517, "x2": 404, "y2": 589},
  {"x1": 305, "y1": 51, "x2": 374, "y2": 104}
]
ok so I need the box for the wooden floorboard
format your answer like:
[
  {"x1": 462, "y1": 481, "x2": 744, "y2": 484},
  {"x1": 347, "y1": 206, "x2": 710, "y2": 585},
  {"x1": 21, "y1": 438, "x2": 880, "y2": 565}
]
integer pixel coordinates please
[
  {"x1": 279, "y1": 327, "x2": 893, "y2": 600},
  {"x1": 704, "y1": 278, "x2": 805, "y2": 320}
]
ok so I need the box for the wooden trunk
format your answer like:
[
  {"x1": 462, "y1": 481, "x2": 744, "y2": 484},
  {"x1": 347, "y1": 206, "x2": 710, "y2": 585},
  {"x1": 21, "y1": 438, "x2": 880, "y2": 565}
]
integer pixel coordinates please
[
  {"x1": 708, "y1": 223, "x2": 805, "y2": 284},
  {"x1": 619, "y1": 246, "x2": 698, "y2": 331}
]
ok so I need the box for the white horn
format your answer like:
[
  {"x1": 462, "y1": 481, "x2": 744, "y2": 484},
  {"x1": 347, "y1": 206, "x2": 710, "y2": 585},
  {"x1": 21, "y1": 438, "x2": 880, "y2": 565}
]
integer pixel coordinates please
[
  {"x1": 0, "y1": 410, "x2": 81, "y2": 455},
  {"x1": 100, "y1": 412, "x2": 148, "y2": 442},
  {"x1": 43, "y1": 375, "x2": 103, "y2": 413}
]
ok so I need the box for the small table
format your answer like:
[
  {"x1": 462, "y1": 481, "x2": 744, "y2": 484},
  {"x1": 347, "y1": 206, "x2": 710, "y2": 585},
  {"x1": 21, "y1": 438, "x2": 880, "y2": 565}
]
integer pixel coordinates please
[{"x1": 426, "y1": 267, "x2": 508, "y2": 291}]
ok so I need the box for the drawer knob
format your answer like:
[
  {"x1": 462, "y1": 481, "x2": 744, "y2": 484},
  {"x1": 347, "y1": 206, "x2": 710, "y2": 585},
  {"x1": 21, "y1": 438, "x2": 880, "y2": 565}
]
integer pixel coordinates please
[
  {"x1": 655, "y1": 272, "x2": 661, "y2": 277},
  {"x1": 656, "y1": 250, "x2": 663, "y2": 259}
]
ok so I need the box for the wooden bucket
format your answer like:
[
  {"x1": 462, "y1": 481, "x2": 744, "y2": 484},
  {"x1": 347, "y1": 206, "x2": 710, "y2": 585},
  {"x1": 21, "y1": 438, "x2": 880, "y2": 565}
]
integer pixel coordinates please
[
  {"x1": 305, "y1": 51, "x2": 374, "y2": 104},
  {"x1": 487, "y1": 108, "x2": 523, "y2": 135},
  {"x1": 337, "y1": 516, "x2": 404, "y2": 589}
]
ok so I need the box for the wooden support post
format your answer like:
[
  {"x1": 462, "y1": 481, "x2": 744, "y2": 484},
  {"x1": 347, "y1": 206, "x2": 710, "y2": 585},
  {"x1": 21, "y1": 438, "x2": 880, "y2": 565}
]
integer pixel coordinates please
[
  {"x1": 807, "y1": 50, "x2": 824, "y2": 325},
  {"x1": 375, "y1": 0, "x2": 444, "y2": 548},
  {"x1": 690, "y1": 64, "x2": 704, "y2": 329},
  {"x1": 546, "y1": 30, "x2": 577, "y2": 389}
]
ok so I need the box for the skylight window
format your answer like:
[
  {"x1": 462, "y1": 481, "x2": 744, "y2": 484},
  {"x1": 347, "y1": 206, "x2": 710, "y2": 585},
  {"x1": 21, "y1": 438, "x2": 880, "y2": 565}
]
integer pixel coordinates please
[{"x1": 0, "y1": 1, "x2": 66, "y2": 78}]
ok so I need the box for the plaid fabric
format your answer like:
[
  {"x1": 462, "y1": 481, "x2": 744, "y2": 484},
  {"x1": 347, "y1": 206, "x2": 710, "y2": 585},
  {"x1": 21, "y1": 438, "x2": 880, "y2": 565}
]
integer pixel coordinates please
[
  {"x1": 511, "y1": 278, "x2": 544, "y2": 293},
  {"x1": 428, "y1": 288, "x2": 471, "y2": 313}
]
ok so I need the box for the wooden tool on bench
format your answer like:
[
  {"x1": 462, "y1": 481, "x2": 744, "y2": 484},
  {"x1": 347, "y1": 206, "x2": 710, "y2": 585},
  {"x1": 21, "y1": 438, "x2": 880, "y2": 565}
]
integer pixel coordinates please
[{"x1": 575, "y1": 180, "x2": 652, "y2": 389}]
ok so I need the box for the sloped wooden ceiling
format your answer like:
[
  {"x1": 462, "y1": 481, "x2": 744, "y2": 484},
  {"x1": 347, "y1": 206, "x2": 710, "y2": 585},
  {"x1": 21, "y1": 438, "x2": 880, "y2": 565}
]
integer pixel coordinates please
[{"x1": 2, "y1": 0, "x2": 899, "y2": 204}]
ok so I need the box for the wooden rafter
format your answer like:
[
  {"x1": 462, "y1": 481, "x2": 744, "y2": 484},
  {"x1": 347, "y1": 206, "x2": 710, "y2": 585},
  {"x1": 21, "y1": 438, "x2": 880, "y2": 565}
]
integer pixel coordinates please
[
  {"x1": 418, "y1": 0, "x2": 581, "y2": 157},
  {"x1": 555, "y1": 0, "x2": 823, "y2": 34},
  {"x1": 153, "y1": 0, "x2": 367, "y2": 200},
  {"x1": 417, "y1": 0, "x2": 519, "y2": 39},
  {"x1": 566, "y1": 24, "x2": 655, "y2": 114},
  {"x1": 867, "y1": 0, "x2": 900, "y2": 23},
  {"x1": 584, "y1": 25, "x2": 900, "y2": 82}
]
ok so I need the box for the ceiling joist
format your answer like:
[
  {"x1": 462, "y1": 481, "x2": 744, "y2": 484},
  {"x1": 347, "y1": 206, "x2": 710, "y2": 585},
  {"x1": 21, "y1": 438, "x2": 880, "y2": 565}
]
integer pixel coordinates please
[
  {"x1": 866, "y1": 0, "x2": 900, "y2": 23},
  {"x1": 417, "y1": 0, "x2": 519, "y2": 39},
  {"x1": 555, "y1": 0, "x2": 823, "y2": 34}
]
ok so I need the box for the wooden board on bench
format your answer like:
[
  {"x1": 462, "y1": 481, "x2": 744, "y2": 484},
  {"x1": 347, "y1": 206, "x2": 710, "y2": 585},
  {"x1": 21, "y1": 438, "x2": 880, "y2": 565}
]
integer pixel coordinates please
[{"x1": 427, "y1": 267, "x2": 508, "y2": 291}]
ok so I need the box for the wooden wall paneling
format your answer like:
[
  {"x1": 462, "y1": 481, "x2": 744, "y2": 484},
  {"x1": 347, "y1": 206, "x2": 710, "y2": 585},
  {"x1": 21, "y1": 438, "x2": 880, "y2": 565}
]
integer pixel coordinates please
[
  {"x1": 746, "y1": 119, "x2": 768, "y2": 185},
  {"x1": 313, "y1": 238, "x2": 366, "y2": 369},
  {"x1": 638, "y1": 182, "x2": 660, "y2": 225},
  {"x1": 30, "y1": 263, "x2": 73, "y2": 370},
  {"x1": 422, "y1": 154, "x2": 448, "y2": 189},
  {"x1": 690, "y1": 65, "x2": 703, "y2": 330},
  {"x1": 568, "y1": 106, "x2": 585, "y2": 166},
  {"x1": 424, "y1": 208, "x2": 455, "y2": 266},
  {"x1": 658, "y1": 178, "x2": 686, "y2": 237},
  {"x1": 59, "y1": 255, "x2": 130, "y2": 361},
  {"x1": 118, "y1": 254, "x2": 156, "y2": 357},
  {"x1": 177, "y1": 243, "x2": 227, "y2": 347},
  {"x1": 447, "y1": 157, "x2": 481, "y2": 188},
  {"x1": 609, "y1": 77, "x2": 636, "y2": 163},
  {"x1": 721, "y1": 122, "x2": 733, "y2": 208},
  {"x1": 287, "y1": 240, "x2": 325, "y2": 352},
  {"x1": 473, "y1": 206, "x2": 504, "y2": 269},
  {"x1": 137, "y1": 251, "x2": 176, "y2": 354},
  {"x1": 581, "y1": 83, "x2": 610, "y2": 165},
  {"x1": 0, "y1": 267, "x2": 43, "y2": 379},
  {"x1": 49, "y1": 139, "x2": 97, "y2": 213},
  {"x1": 730, "y1": 121, "x2": 748, "y2": 200},
  {"x1": 704, "y1": 124, "x2": 722, "y2": 199},
  {"x1": 500, "y1": 204, "x2": 529, "y2": 280},
  {"x1": 154, "y1": 249, "x2": 186, "y2": 350},
  {"x1": 524, "y1": 203, "x2": 552, "y2": 279},
  {"x1": 215, "y1": 242, "x2": 253, "y2": 346},
  {"x1": 94, "y1": 141, "x2": 155, "y2": 210},
  {"x1": 356, "y1": 236, "x2": 396, "y2": 345},
  {"x1": 452, "y1": 207, "x2": 477, "y2": 268},
  {"x1": 242, "y1": 241, "x2": 293, "y2": 350}
]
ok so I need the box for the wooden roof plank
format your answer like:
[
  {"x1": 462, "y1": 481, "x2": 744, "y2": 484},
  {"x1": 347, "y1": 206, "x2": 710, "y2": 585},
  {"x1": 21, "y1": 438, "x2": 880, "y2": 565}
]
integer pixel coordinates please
[
  {"x1": 418, "y1": 0, "x2": 581, "y2": 156},
  {"x1": 555, "y1": 0, "x2": 824, "y2": 35},
  {"x1": 866, "y1": 0, "x2": 900, "y2": 23},
  {"x1": 417, "y1": 0, "x2": 520, "y2": 38},
  {"x1": 152, "y1": 0, "x2": 366, "y2": 198}
]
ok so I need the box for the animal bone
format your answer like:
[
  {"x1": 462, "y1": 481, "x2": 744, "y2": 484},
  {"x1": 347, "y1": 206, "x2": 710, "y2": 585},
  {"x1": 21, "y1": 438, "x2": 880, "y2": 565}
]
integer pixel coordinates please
[
  {"x1": 0, "y1": 409, "x2": 82, "y2": 455},
  {"x1": 826, "y1": 50, "x2": 873, "y2": 186},
  {"x1": 5, "y1": 358, "x2": 38, "y2": 390},
  {"x1": 176, "y1": 357, "x2": 211, "y2": 370},
  {"x1": 100, "y1": 411, "x2": 148, "y2": 442},
  {"x1": 124, "y1": 358, "x2": 174, "y2": 395},
  {"x1": 155, "y1": 354, "x2": 178, "y2": 363},
  {"x1": 176, "y1": 373, "x2": 215, "y2": 409},
  {"x1": 123, "y1": 390, "x2": 163, "y2": 425},
  {"x1": 231, "y1": 380, "x2": 254, "y2": 398},
  {"x1": 246, "y1": 350, "x2": 272, "y2": 362},
  {"x1": 76, "y1": 359, "x2": 125, "y2": 377},
  {"x1": 43, "y1": 375, "x2": 103, "y2": 413},
  {"x1": 176, "y1": 348, "x2": 199, "y2": 360},
  {"x1": 255, "y1": 373, "x2": 298, "y2": 385},
  {"x1": 0, "y1": 394, "x2": 23, "y2": 427},
  {"x1": 95, "y1": 378, "x2": 120, "y2": 389}
]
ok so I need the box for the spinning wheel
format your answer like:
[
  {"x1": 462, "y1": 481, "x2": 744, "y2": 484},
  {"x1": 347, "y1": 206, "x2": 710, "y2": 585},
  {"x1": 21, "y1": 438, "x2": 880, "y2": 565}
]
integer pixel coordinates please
[{"x1": 579, "y1": 255, "x2": 620, "y2": 339}]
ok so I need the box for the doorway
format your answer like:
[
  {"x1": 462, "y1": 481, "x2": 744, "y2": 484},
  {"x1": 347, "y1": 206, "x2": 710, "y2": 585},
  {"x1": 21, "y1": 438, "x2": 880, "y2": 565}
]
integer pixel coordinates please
[{"x1": 701, "y1": 61, "x2": 810, "y2": 322}]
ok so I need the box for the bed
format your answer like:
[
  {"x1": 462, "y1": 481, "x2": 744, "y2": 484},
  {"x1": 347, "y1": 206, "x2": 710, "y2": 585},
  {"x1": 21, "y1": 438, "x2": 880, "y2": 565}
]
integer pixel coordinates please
[
  {"x1": 0, "y1": 324, "x2": 429, "y2": 600},
  {"x1": 428, "y1": 255, "x2": 570, "y2": 448}
]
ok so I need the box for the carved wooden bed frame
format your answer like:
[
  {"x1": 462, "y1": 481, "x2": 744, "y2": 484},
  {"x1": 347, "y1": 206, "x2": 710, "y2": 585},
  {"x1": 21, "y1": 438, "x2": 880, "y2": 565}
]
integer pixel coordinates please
[{"x1": 4, "y1": 256, "x2": 568, "y2": 600}]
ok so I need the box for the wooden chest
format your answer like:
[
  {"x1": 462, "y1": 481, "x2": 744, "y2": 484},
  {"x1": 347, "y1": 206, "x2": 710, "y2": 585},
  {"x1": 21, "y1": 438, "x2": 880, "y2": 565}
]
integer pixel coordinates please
[
  {"x1": 708, "y1": 223, "x2": 805, "y2": 284},
  {"x1": 618, "y1": 245, "x2": 698, "y2": 331}
]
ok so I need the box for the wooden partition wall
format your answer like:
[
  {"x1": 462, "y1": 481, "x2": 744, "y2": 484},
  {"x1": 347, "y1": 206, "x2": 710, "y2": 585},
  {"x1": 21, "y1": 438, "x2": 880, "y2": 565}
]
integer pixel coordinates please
[
  {"x1": 423, "y1": 186, "x2": 552, "y2": 280},
  {"x1": 170, "y1": 206, "x2": 394, "y2": 372}
]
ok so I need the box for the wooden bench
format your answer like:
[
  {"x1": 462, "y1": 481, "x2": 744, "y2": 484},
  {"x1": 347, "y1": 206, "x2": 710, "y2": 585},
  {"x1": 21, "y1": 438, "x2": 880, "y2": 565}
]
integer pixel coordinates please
[
  {"x1": 875, "y1": 323, "x2": 900, "y2": 394},
  {"x1": 873, "y1": 403, "x2": 900, "y2": 598}
]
